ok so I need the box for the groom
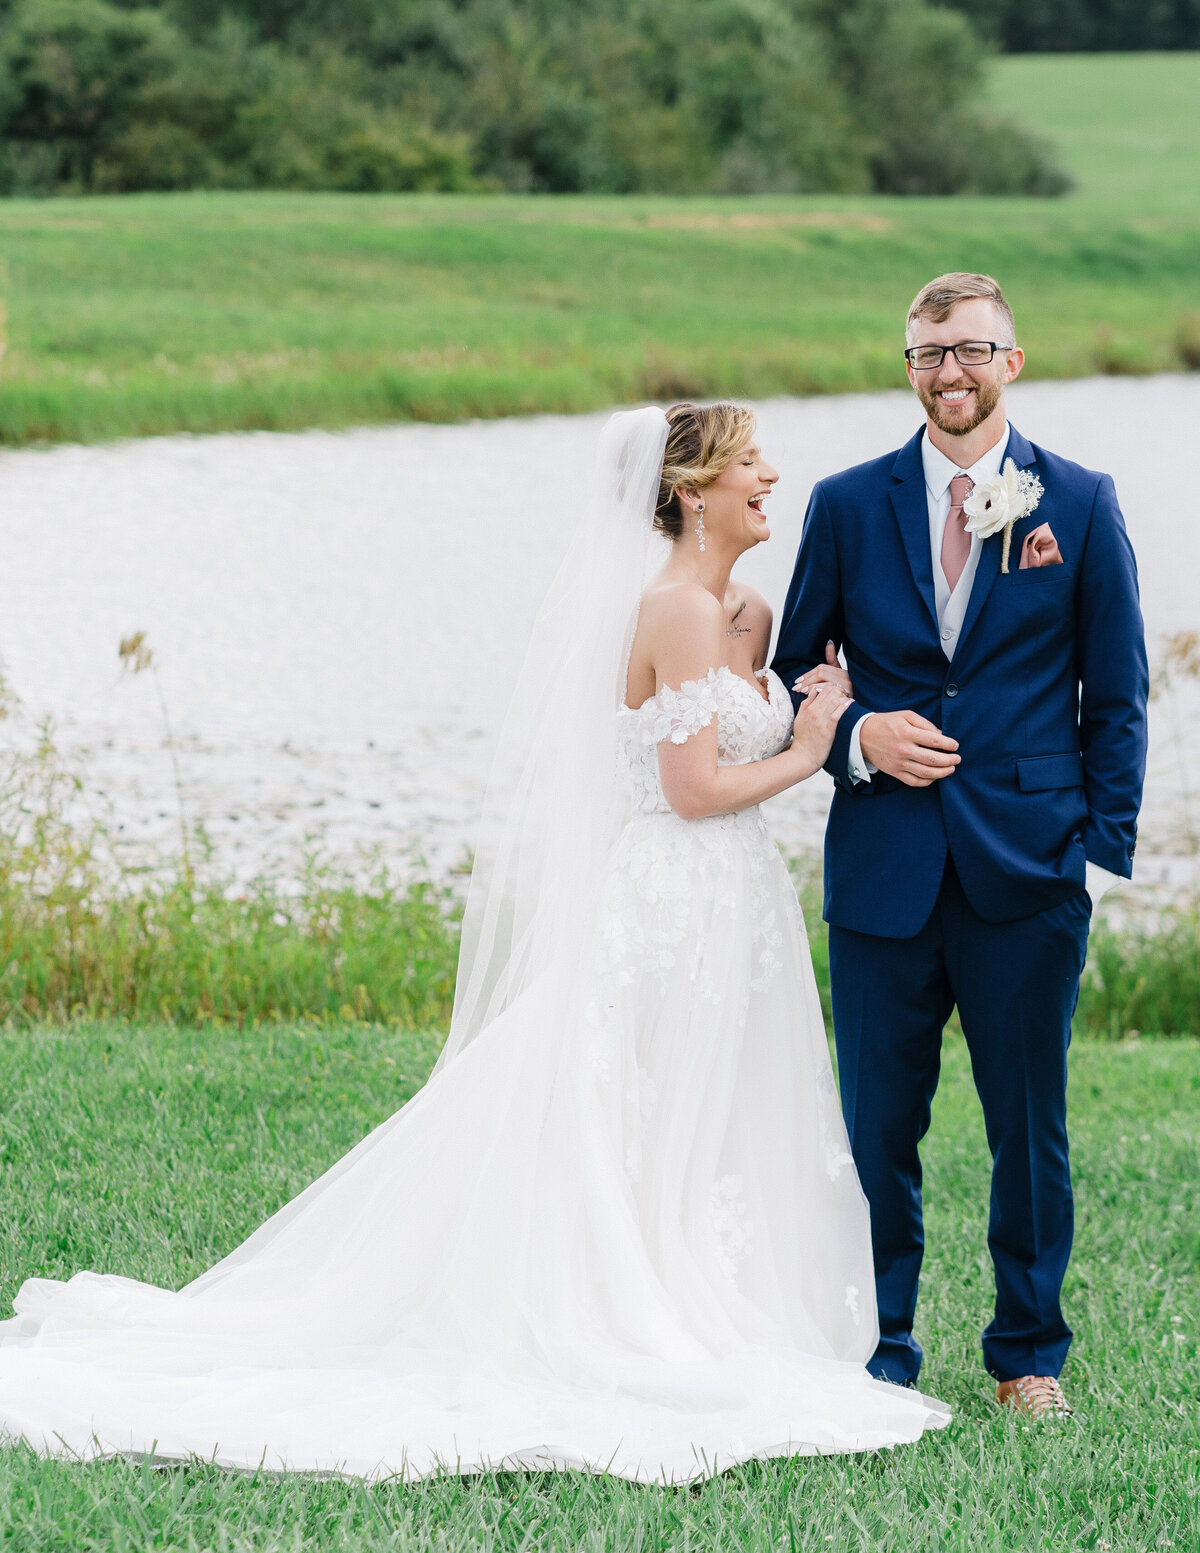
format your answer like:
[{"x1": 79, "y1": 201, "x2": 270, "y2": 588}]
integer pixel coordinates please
[{"x1": 773, "y1": 272, "x2": 1148, "y2": 1415}]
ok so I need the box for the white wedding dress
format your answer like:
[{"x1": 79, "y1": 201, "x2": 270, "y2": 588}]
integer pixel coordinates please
[{"x1": 0, "y1": 660, "x2": 948, "y2": 1483}]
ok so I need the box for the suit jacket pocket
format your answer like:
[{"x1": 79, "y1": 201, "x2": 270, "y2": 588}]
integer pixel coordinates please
[
  {"x1": 1009, "y1": 560, "x2": 1074, "y2": 586},
  {"x1": 1016, "y1": 752, "x2": 1085, "y2": 791}
]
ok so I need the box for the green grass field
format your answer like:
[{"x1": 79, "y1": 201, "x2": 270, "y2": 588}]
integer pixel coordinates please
[
  {"x1": 0, "y1": 52, "x2": 1196, "y2": 445},
  {"x1": 1, "y1": 1023, "x2": 1196, "y2": 1551},
  {"x1": 992, "y1": 52, "x2": 1200, "y2": 210}
]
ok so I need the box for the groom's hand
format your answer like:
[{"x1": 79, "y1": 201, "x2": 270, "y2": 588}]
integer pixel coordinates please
[
  {"x1": 859, "y1": 712, "x2": 960, "y2": 787},
  {"x1": 794, "y1": 640, "x2": 854, "y2": 700}
]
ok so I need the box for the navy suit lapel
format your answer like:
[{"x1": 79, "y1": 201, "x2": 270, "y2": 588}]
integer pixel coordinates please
[
  {"x1": 954, "y1": 424, "x2": 1039, "y2": 660},
  {"x1": 888, "y1": 430, "x2": 939, "y2": 634}
]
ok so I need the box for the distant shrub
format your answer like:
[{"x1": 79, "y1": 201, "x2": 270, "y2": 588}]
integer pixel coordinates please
[
  {"x1": 1176, "y1": 315, "x2": 1200, "y2": 371},
  {"x1": 324, "y1": 123, "x2": 474, "y2": 193},
  {"x1": 811, "y1": 0, "x2": 1072, "y2": 196},
  {"x1": 95, "y1": 118, "x2": 214, "y2": 190},
  {"x1": 1093, "y1": 326, "x2": 1157, "y2": 376},
  {"x1": 0, "y1": 137, "x2": 59, "y2": 194},
  {"x1": 872, "y1": 112, "x2": 1073, "y2": 196},
  {"x1": 212, "y1": 46, "x2": 470, "y2": 192}
]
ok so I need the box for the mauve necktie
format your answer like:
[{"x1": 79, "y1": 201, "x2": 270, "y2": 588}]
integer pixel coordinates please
[{"x1": 940, "y1": 474, "x2": 974, "y2": 591}]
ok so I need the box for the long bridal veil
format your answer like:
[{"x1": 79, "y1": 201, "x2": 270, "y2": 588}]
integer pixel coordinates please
[
  {"x1": 154, "y1": 406, "x2": 673, "y2": 1296},
  {"x1": 442, "y1": 405, "x2": 671, "y2": 1066}
]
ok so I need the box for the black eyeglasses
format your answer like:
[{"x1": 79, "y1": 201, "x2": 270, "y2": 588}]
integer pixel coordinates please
[{"x1": 904, "y1": 341, "x2": 1014, "y2": 370}]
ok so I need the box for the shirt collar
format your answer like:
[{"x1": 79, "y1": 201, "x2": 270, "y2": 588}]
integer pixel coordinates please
[{"x1": 921, "y1": 422, "x2": 1011, "y2": 502}]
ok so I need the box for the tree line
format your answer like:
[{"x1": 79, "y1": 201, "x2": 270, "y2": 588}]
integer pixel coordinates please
[
  {"x1": 0, "y1": 0, "x2": 1080, "y2": 198},
  {"x1": 946, "y1": 0, "x2": 1200, "y2": 52}
]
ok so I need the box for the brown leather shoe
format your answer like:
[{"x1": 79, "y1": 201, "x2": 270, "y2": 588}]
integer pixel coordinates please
[{"x1": 995, "y1": 1375, "x2": 1072, "y2": 1419}]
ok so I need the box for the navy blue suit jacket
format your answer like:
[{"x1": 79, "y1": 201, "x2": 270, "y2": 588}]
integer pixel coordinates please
[{"x1": 772, "y1": 425, "x2": 1149, "y2": 936}]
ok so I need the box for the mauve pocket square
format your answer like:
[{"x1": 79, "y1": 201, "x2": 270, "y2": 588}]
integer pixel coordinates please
[{"x1": 1019, "y1": 522, "x2": 1063, "y2": 569}]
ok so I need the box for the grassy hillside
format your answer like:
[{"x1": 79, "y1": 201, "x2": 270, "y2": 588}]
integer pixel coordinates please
[
  {"x1": 0, "y1": 53, "x2": 1196, "y2": 445},
  {"x1": 990, "y1": 51, "x2": 1200, "y2": 208}
]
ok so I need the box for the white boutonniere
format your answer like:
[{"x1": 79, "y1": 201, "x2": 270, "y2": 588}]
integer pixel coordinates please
[{"x1": 963, "y1": 459, "x2": 1045, "y2": 573}]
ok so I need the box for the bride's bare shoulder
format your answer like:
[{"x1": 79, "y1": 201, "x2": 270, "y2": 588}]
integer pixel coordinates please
[
  {"x1": 638, "y1": 579, "x2": 724, "y2": 642},
  {"x1": 626, "y1": 581, "x2": 724, "y2": 705}
]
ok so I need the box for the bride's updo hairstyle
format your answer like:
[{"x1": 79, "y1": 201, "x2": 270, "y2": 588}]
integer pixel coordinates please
[{"x1": 654, "y1": 401, "x2": 757, "y2": 539}]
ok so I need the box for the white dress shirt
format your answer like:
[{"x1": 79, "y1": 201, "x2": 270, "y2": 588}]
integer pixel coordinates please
[
  {"x1": 844, "y1": 423, "x2": 1120, "y2": 906},
  {"x1": 925, "y1": 426, "x2": 1009, "y2": 659}
]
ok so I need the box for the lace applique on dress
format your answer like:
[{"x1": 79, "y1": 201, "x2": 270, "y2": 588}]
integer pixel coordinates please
[
  {"x1": 815, "y1": 1063, "x2": 856, "y2": 1180},
  {"x1": 751, "y1": 903, "x2": 784, "y2": 993},
  {"x1": 621, "y1": 1066, "x2": 659, "y2": 1186},
  {"x1": 617, "y1": 666, "x2": 794, "y2": 819},
  {"x1": 601, "y1": 667, "x2": 795, "y2": 1002},
  {"x1": 711, "y1": 1174, "x2": 754, "y2": 1282},
  {"x1": 638, "y1": 671, "x2": 722, "y2": 747},
  {"x1": 617, "y1": 671, "x2": 718, "y2": 818}
]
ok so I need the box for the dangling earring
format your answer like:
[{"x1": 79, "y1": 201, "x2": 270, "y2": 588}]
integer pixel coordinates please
[{"x1": 695, "y1": 500, "x2": 706, "y2": 552}]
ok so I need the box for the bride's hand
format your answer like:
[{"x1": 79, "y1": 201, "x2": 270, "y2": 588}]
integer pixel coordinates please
[
  {"x1": 793, "y1": 641, "x2": 853, "y2": 701},
  {"x1": 792, "y1": 681, "x2": 853, "y2": 775}
]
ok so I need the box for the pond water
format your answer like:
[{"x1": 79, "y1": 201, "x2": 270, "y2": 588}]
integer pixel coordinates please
[{"x1": 1, "y1": 375, "x2": 1196, "y2": 897}]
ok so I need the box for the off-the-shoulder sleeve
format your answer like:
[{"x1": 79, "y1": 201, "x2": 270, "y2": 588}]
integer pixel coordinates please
[{"x1": 643, "y1": 670, "x2": 720, "y2": 746}]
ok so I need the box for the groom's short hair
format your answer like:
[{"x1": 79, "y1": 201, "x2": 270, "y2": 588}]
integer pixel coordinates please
[{"x1": 906, "y1": 273, "x2": 1015, "y2": 343}]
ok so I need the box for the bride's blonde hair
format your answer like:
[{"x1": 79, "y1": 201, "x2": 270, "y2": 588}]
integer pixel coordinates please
[{"x1": 654, "y1": 401, "x2": 757, "y2": 539}]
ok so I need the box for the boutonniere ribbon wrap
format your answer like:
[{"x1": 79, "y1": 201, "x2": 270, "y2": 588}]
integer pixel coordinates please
[{"x1": 962, "y1": 459, "x2": 1045, "y2": 573}]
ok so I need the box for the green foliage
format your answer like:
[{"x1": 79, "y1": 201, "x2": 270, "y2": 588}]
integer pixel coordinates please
[
  {"x1": 0, "y1": 728, "x2": 461, "y2": 1027},
  {"x1": 0, "y1": 0, "x2": 1071, "y2": 195},
  {"x1": 1079, "y1": 913, "x2": 1200, "y2": 1039},
  {"x1": 809, "y1": 0, "x2": 1069, "y2": 195},
  {"x1": 0, "y1": 0, "x2": 180, "y2": 191},
  {"x1": 0, "y1": 1025, "x2": 1196, "y2": 1547},
  {"x1": 0, "y1": 4, "x2": 478, "y2": 193},
  {"x1": 366, "y1": 0, "x2": 873, "y2": 196},
  {"x1": 189, "y1": 33, "x2": 470, "y2": 193}
]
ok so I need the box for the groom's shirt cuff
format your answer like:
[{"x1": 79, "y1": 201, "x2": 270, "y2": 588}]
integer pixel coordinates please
[
  {"x1": 847, "y1": 714, "x2": 878, "y2": 785},
  {"x1": 1085, "y1": 860, "x2": 1122, "y2": 908}
]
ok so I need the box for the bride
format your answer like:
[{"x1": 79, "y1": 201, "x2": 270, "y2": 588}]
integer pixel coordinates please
[{"x1": 0, "y1": 403, "x2": 948, "y2": 1483}]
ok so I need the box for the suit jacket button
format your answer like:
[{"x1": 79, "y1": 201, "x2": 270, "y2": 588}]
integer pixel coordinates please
[{"x1": 945, "y1": 683, "x2": 959, "y2": 697}]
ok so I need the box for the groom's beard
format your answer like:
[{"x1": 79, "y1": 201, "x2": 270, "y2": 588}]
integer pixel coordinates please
[{"x1": 915, "y1": 375, "x2": 1004, "y2": 436}]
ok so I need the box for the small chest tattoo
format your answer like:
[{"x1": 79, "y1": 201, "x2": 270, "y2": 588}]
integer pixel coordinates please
[{"x1": 726, "y1": 600, "x2": 751, "y2": 639}]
